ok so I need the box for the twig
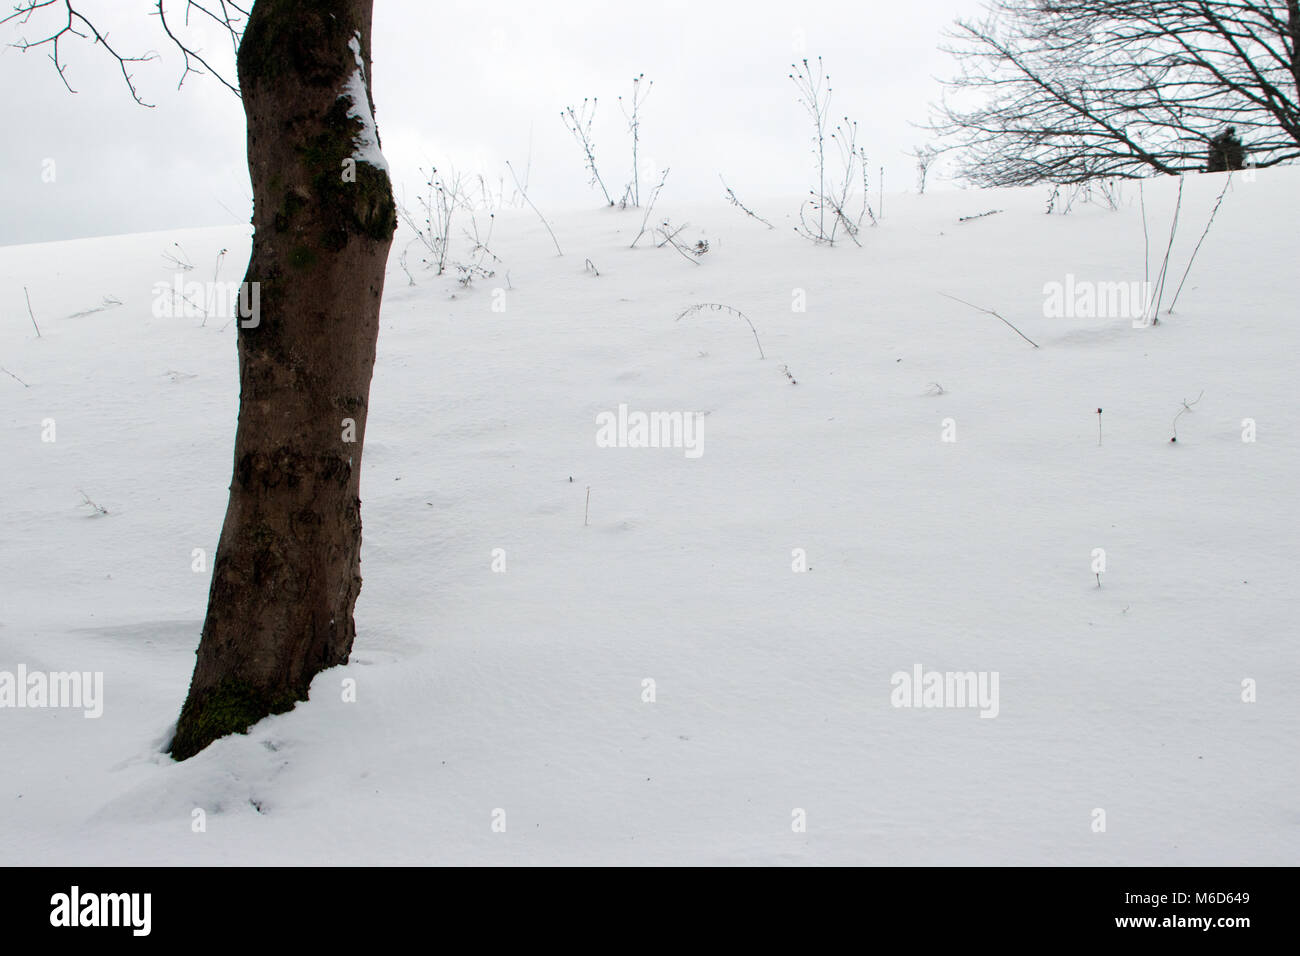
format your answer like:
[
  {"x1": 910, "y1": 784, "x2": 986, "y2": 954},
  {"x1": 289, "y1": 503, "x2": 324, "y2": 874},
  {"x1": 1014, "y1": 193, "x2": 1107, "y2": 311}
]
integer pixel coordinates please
[
  {"x1": 859, "y1": 153, "x2": 878, "y2": 227},
  {"x1": 662, "y1": 236, "x2": 701, "y2": 265},
  {"x1": 155, "y1": 0, "x2": 244, "y2": 98},
  {"x1": 584, "y1": 486, "x2": 590, "y2": 527},
  {"x1": 561, "y1": 100, "x2": 614, "y2": 206},
  {"x1": 1147, "y1": 175, "x2": 1185, "y2": 325},
  {"x1": 790, "y1": 58, "x2": 832, "y2": 240},
  {"x1": 506, "y1": 160, "x2": 562, "y2": 256},
  {"x1": 619, "y1": 74, "x2": 652, "y2": 207},
  {"x1": 6, "y1": 0, "x2": 162, "y2": 106},
  {"x1": 454, "y1": 210, "x2": 500, "y2": 287},
  {"x1": 720, "y1": 175, "x2": 774, "y2": 229},
  {"x1": 1, "y1": 366, "x2": 30, "y2": 388},
  {"x1": 162, "y1": 242, "x2": 195, "y2": 270},
  {"x1": 584, "y1": 258, "x2": 600, "y2": 277},
  {"x1": 1170, "y1": 390, "x2": 1204, "y2": 442},
  {"x1": 1139, "y1": 180, "x2": 1149, "y2": 289},
  {"x1": 675, "y1": 303, "x2": 764, "y2": 359},
  {"x1": 958, "y1": 209, "x2": 1003, "y2": 222},
  {"x1": 24, "y1": 286, "x2": 41, "y2": 337},
  {"x1": 836, "y1": 206, "x2": 863, "y2": 246},
  {"x1": 1168, "y1": 172, "x2": 1231, "y2": 313},
  {"x1": 398, "y1": 166, "x2": 464, "y2": 275},
  {"x1": 77, "y1": 489, "x2": 108, "y2": 516},
  {"x1": 655, "y1": 221, "x2": 688, "y2": 248},
  {"x1": 657, "y1": 221, "x2": 705, "y2": 265},
  {"x1": 66, "y1": 295, "x2": 122, "y2": 319},
  {"x1": 939, "y1": 292, "x2": 1039, "y2": 348},
  {"x1": 631, "y1": 168, "x2": 670, "y2": 249},
  {"x1": 202, "y1": 247, "x2": 228, "y2": 327}
]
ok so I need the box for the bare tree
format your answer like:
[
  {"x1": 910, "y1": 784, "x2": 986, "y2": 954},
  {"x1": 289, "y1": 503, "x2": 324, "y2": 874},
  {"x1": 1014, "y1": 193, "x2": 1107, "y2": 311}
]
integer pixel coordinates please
[
  {"x1": 7, "y1": 0, "x2": 399, "y2": 760},
  {"x1": 931, "y1": 0, "x2": 1300, "y2": 185}
]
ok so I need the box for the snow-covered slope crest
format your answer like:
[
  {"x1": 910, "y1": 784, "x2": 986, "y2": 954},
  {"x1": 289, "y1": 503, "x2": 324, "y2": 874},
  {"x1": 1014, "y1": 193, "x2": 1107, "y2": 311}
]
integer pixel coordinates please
[{"x1": 1, "y1": 168, "x2": 1296, "y2": 864}]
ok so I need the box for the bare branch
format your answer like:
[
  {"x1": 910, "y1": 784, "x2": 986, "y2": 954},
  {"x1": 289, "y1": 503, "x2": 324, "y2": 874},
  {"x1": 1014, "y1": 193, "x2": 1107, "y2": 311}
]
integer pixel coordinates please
[
  {"x1": 939, "y1": 292, "x2": 1041, "y2": 348},
  {"x1": 3, "y1": 0, "x2": 243, "y2": 105},
  {"x1": 720, "y1": 174, "x2": 775, "y2": 229},
  {"x1": 154, "y1": 0, "x2": 243, "y2": 97},
  {"x1": 6, "y1": 0, "x2": 161, "y2": 106}
]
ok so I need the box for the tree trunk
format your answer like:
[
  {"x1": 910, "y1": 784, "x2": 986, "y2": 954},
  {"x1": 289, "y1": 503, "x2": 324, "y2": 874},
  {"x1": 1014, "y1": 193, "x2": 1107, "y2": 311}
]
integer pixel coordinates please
[{"x1": 170, "y1": 0, "x2": 396, "y2": 761}]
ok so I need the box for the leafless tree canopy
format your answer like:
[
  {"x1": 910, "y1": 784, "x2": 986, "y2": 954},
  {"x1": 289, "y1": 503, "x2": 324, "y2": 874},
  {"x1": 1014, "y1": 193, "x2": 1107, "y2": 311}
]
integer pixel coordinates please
[
  {"x1": 931, "y1": 0, "x2": 1300, "y2": 185},
  {"x1": 3, "y1": 0, "x2": 246, "y2": 106}
]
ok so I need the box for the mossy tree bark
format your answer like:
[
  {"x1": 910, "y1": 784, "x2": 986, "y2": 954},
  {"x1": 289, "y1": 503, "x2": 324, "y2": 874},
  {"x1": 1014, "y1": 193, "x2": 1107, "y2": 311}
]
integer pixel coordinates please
[{"x1": 170, "y1": 0, "x2": 396, "y2": 761}]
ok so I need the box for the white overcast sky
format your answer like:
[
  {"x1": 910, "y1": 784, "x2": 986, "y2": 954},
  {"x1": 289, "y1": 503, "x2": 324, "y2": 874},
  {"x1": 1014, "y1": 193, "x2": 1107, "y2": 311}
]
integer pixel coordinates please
[{"x1": 0, "y1": 0, "x2": 984, "y2": 247}]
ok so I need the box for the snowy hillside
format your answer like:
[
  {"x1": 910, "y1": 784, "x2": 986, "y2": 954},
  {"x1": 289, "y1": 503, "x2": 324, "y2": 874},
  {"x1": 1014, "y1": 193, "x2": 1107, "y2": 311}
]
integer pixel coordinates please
[{"x1": 1, "y1": 169, "x2": 1296, "y2": 865}]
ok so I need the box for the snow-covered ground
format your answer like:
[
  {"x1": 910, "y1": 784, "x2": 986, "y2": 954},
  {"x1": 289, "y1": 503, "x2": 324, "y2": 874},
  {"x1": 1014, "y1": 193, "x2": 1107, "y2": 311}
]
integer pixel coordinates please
[{"x1": 1, "y1": 169, "x2": 1296, "y2": 865}]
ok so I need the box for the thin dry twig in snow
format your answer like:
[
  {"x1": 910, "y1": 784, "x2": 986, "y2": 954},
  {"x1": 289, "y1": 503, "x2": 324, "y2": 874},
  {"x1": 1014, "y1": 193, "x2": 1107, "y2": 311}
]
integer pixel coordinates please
[
  {"x1": 1140, "y1": 180, "x2": 1150, "y2": 289},
  {"x1": 1170, "y1": 390, "x2": 1204, "y2": 442},
  {"x1": 2, "y1": 366, "x2": 30, "y2": 387},
  {"x1": 1168, "y1": 173, "x2": 1232, "y2": 314},
  {"x1": 720, "y1": 174, "x2": 775, "y2": 229},
  {"x1": 656, "y1": 221, "x2": 706, "y2": 265},
  {"x1": 939, "y1": 292, "x2": 1040, "y2": 348},
  {"x1": 631, "y1": 168, "x2": 670, "y2": 249},
  {"x1": 675, "y1": 303, "x2": 765, "y2": 359},
  {"x1": 77, "y1": 489, "x2": 109, "y2": 516},
  {"x1": 1146, "y1": 175, "x2": 1186, "y2": 324},
  {"x1": 24, "y1": 286, "x2": 41, "y2": 337},
  {"x1": 506, "y1": 160, "x2": 562, "y2": 256}
]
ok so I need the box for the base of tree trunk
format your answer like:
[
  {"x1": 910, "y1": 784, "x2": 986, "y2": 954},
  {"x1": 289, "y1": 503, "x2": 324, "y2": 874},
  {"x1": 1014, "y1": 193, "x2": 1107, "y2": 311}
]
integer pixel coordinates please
[{"x1": 169, "y1": 678, "x2": 302, "y2": 760}]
